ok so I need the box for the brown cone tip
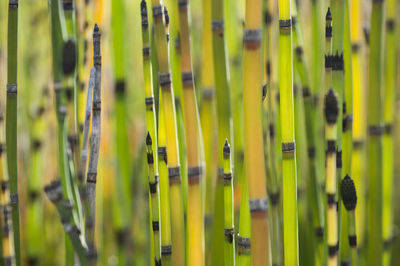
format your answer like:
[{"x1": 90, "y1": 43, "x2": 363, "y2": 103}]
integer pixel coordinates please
[
  {"x1": 146, "y1": 132, "x2": 152, "y2": 146},
  {"x1": 223, "y1": 139, "x2": 230, "y2": 156},
  {"x1": 326, "y1": 7, "x2": 332, "y2": 21},
  {"x1": 324, "y1": 88, "x2": 339, "y2": 124},
  {"x1": 341, "y1": 175, "x2": 357, "y2": 211}
]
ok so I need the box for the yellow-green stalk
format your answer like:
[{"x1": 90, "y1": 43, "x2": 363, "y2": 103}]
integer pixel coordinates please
[
  {"x1": 341, "y1": 175, "x2": 358, "y2": 265},
  {"x1": 146, "y1": 133, "x2": 162, "y2": 266},
  {"x1": 350, "y1": 0, "x2": 367, "y2": 252},
  {"x1": 324, "y1": 89, "x2": 339, "y2": 266},
  {"x1": 0, "y1": 104, "x2": 15, "y2": 266},
  {"x1": 211, "y1": 0, "x2": 232, "y2": 263},
  {"x1": 367, "y1": 0, "x2": 384, "y2": 264},
  {"x1": 6, "y1": 1, "x2": 20, "y2": 263},
  {"x1": 150, "y1": 1, "x2": 185, "y2": 264},
  {"x1": 243, "y1": 0, "x2": 271, "y2": 265},
  {"x1": 176, "y1": 0, "x2": 205, "y2": 264},
  {"x1": 382, "y1": 0, "x2": 397, "y2": 264},
  {"x1": 278, "y1": 0, "x2": 298, "y2": 264},
  {"x1": 223, "y1": 140, "x2": 234, "y2": 266},
  {"x1": 236, "y1": 171, "x2": 251, "y2": 266}
]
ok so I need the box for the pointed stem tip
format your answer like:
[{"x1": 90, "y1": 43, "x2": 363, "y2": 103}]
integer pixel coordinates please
[
  {"x1": 223, "y1": 139, "x2": 230, "y2": 156},
  {"x1": 146, "y1": 132, "x2": 152, "y2": 146},
  {"x1": 326, "y1": 7, "x2": 332, "y2": 21}
]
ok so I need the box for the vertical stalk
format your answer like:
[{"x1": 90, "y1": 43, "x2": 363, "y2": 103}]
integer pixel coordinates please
[
  {"x1": 278, "y1": 0, "x2": 298, "y2": 264},
  {"x1": 367, "y1": 0, "x2": 384, "y2": 265},
  {"x1": 324, "y1": 89, "x2": 339, "y2": 266},
  {"x1": 0, "y1": 105, "x2": 15, "y2": 266},
  {"x1": 150, "y1": 1, "x2": 185, "y2": 265},
  {"x1": 176, "y1": 0, "x2": 205, "y2": 264},
  {"x1": 211, "y1": 0, "x2": 231, "y2": 264},
  {"x1": 85, "y1": 24, "x2": 101, "y2": 263},
  {"x1": 340, "y1": 175, "x2": 358, "y2": 265},
  {"x1": 382, "y1": 0, "x2": 397, "y2": 264},
  {"x1": 5, "y1": 1, "x2": 20, "y2": 264},
  {"x1": 350, "y1": 0, "x2": 367, "y2": 253},
  {"x1": 223, "y1": 140, "x2": 234, "y2": 266}
]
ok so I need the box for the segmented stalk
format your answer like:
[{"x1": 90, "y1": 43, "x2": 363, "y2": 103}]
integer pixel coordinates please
[
  {"x1": 382, "y1": 0, "x2": 397, "y2": 263},
  {"x1": 211, "y1": 0, "x2": 232, "y2": 263},
  {"x1": 223, "y1": 140, "x2": 234, "y2": 266},
  {"x1": 6, "y1": 1, "x2": 20, "y2": 263},
  {"x1": 85, "y1": 24, "x2": 101, "y2": 263},
  {"x1": 278, "y1": 0, "x2": 298, "y2": 264},
  {"x1": 150, "y1": 0, "x2": 185, "y2": 264},
  {"x1": 0, "y1": 105, "x2": 15, "y2": 266},
  {"x1": 324, "y1": 89, "x2": 339, "y2": 266},
  {"x1": 367, "y1": 0, "x2": 384, "y2": 264},
  {"x1": 175, "y1": 0, "x2": 205, "y2": 264}
]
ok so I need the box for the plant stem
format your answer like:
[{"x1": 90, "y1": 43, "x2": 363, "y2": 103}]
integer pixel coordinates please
[
  {"x1": 223, "y1": 140, "x2": 234, "y2": 266},
  {"x1": 278, "y1": 0, "x2": 298, "y2": 264},
  {"x1": 6, "y1": 1, "x2": 20, "y2": 264},
  {"x1": 367, "y1": 0, "x2": 384, "y2": 265}
]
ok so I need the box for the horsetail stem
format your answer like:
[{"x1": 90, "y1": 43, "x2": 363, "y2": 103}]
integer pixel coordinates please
[
  {"x1": 175, "y1": 0, "x2": 205, "y2": 263},
  {"x1": 367, "y1": 0, "x2": 384, "y2": 264},
  {"x1": 382, "y1": 0, "x2": 397, "y2": 264},
  {"x1": 324, "y1": 88, "x2": 339, "y2": 266},
  {"x1": 6, "y1": 1, "x2": 20, "y2": 263},
  {"x1": 350, "y1": 0, "x2": 367, "y2": 250},
  {"x1": 341, "y1": 175, "x2": 358, "y2": 265},
  {"x1": 85, "y1": 24, "x2": 101, "y2": 262},
  {"x1": 146, "y1": 133, "x2": 162, "y2": 266},
  {"x1": 278, "y1": 0, "x2": 299, "y2": 264},
  {"x1": 243, "y1": 0, "x2": 271, "y2": 265},
  {"x1": 221, "y1": 140, "x2": 234, "y2": 266},
  {"x1": 211, "y1": 0, "x2": 232, "y2": 263},
  {"x1": 150, "y1": 0, "x2": 185, "y2": 264},
  {"x1": 0, "y1": 105, "x2": 15, "y2": 266}
]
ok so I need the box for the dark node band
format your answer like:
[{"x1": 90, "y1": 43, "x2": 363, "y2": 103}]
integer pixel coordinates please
[
  {"x1": 152, "y1": 5, "x2": 163, "y2": 17},
  {"x1": 115, "y1": 228, "x2": 130, "y2": 245},
  {"x1": 368, "y1": 125, "x2": 384, "y2": 136},
  {"x1": 353, "y1": 140, "x2": 364, "y2": 149},
  {"x1": 264, "y1": 11, "x2": 272, "y2": 25},
  {"x1": 188, "y1": 166, "x2": 202, "y2": 177},
  {"x1": 386, "y1": 19, "x2": 396, "y2": 32},
  {"x1": 85, "y1": 218, "x2": 94, "y2": 229},
  {"x1": 10, "y1": 193, "x2": 18, "y2": 205},
  {"x1": 27, "y1": 256, "x2": 39, "y2": 266},
  {"x1": 0, "y1": 143, "x2": 5, "y2": 154},
  {"x1": 325, "y1": 55, "x2": 333, "y2": 68},
  {"x1": 155, "y1": 259, "x2": 161, "y2": 266},
  {"x1": 291, "y1": 16, "x2": 297, "y2": 26},
  {"x1": 343, "y1": 115, "x2": 353, "y2": 131},
  {"x1": 249, "y1": 197, "x2": 268, "y2": 212},
  {"x1": 87, "y1": 172, "x2": 97, "y2": 183},
  {"x1": 142, "y1": 46, "x2": 150, "y2": 56},
  {"x1": 147, "y1": 152, "x2": 154, "y2": 164},
  {"x1": 295, "y1": 46, "x2": 303, "y2": 57},
  {"x1": 2, "y1": 224, "x2": 10, "y2": 237},
  {"x1": 115, "y1": 81, "x2": 126, "y2": 95},
  {"x1": 92, "y1": 101, "x2": 101, "y2": 112},
  {"x1": 181, "y1": 71, "x2": 193, "y2": 86},
  {"x1": 145, "y1": 97, "x2": 154, "y2": 106},
  {"x1": 383, "y1": 238, "x2": 392, "y2": 250},
  {"x1": 327, "y1": 140, "x2": 336, "y2": 153},
  {"x1": 269, "y1": 191, "x2": 280, "y2": 205},
  {"x1": 28, "y1": 190, "x2": 39, "y2": 201},
  {"x1": 152, "y1": 221, "x2": 159, "y2": 231},
  {"x1": 9, "y1": 0, "x2": 18, "y2": 7},
  {"x1": 237, "y1": 235, "x2": 251, "y2": 249},
  {"x1": 178, "y1": 0, "x2": 188, "y2": 7},
  {"x1": 269, "y1": 123, "x2": 275, "y2": 137},
  {"x1": 279, "y1": 19, "x2": 292, "y2": 30},
  {"x1": 332, "y1": 53, "x2": 344, "y2": 71},
  {"x1": 218, "y1": 167, "x2": 224, "y2": 179},
  {"x1": 384, "y1": 124, "x2": 392, "y2": 134},
  {"x1": 282, "y1": 142, "x2": 295, "y2": 153},
  {"x1": 341, "y1": 259, "x2": 351, "y2": 266},
  {"x1": 7, "y1": 84, "x2": 17, "y2": 95},
  {"x1": 1, "y1": 181, "x2": 8, "y2": 191},
  {"x1": 243, "y1": 28, "x2": 262, "y2": 43},
  {"x1": 351, "y1": 43, "x2": 360, "y2": 53},
  {"x1": 161, "y1": 245, "x2": 172, "y2": 255},
  {"x1": 308, "y1": 147, "x2": 316, "y2": 158},
  {"x1": 315, "y1": 227, "x2": 324, "y2": 238},
  {"x1": 212, "y1": 19, "x2": 224, "y2": 31},
  {"x1": 168, "y1": 166, "x2": 181, "y2": 181},
  {"x1": 224, "y1": 173, "x2": 232, "y2": 182},
  {"x1": 302, "y1": 87, "x2": 311, "y2": 98},
  {"x1": 202, "y1": 89, "x2": 214, "y2": 100},
  {"x1": 327, "y1": 193, "x2": 336, "y2": 205},
  {"x1": 159, "y1": 72, "x2": 172, "y2": 87},
  {"x1": 328, "y1": 243, "x2": 338, "y2": 257},
  {"x1": 349, "y1": 235, "x2": 357, "y2": 247},
  {"x1": 224, "y1": 227, "x2": 234, "y2": 243},
  {"x1": 63, "y1": 2, "x2": 74, "y2": 10},
  {"x1": 149, "y1": 181, "x2": 157, "y2": 194},
  {"x1": 336, "y1": 150, "x2": 342, "y2": 168},
  {"x1": 325, "y1": 26, "x2": 332, "y2": 38}
]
